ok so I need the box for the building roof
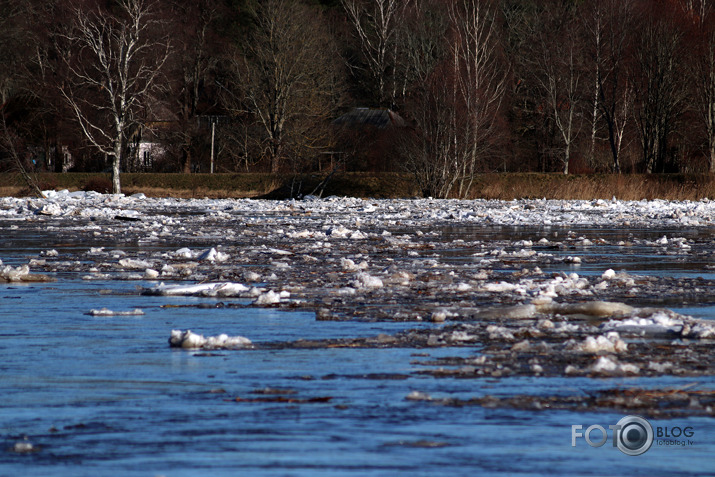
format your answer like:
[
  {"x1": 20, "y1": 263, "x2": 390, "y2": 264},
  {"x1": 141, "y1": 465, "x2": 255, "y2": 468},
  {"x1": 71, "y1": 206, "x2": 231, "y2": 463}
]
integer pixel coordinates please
[{"x1": 332, "y1": 108, "x2": 405, "y2": 129}]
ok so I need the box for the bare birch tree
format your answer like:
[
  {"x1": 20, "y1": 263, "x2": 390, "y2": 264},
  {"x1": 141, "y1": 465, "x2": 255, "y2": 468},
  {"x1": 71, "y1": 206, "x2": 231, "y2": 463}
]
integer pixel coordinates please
[
  {"x1": 699, "y1": 29, "x2": 715, "y2": 172},
  {"x1": 528, "y1": 5, "x2": 584, "y2": 174},
  {"x1": 583, "y1": 3, "x2": 604, "y2": 170},
  {"x1": 403, "y1": 0, "x2": 508, "y2": 198},
  {"x1": 0, "y1": 0, "x2": 44, "y2": 196},
  {"x1": 222, "y1": 0, "x2": 343, "y2": 174},
  {"x1": 168, "y1": 0, "x2": 221, "y2": 174},
  {"x1": 58, "y1": 0, "x2": 170, "y2": 193},
  {"x1": 341, "y1": 0, "x2": 408, "y2": 108},
  {"x1": 631, "y1": 14, "x2": 686, "y2": 173},
  {"x1": 587, "y1": 0, "x2": 635, "y2": 173},
  {"x1": 682, "y1": 0, "x2": 715, "y2": 172}
]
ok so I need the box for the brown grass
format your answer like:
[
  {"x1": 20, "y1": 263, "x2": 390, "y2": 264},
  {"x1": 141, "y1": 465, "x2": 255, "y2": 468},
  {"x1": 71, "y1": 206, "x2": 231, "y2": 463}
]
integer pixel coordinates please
[
  {"x1": 0, "y1": 172, "x2": 713, "y2": 200},
  {"x1": 468, "y1": 173, "x2": 715, "y2": 201}
]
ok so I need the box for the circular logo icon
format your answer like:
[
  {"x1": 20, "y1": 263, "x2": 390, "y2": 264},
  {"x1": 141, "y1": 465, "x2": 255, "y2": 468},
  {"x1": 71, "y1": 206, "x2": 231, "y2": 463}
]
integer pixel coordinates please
[{"x1": 615, "y1": 415, "x2": 654, "y2": 456}]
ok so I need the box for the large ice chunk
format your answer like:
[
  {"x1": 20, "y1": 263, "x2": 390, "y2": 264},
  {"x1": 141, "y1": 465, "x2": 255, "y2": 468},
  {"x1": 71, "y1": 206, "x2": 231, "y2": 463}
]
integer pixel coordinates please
[
  {"x1": 169, "y1": 329, "x2": 252, "y2": 349},
  {"x1": 143, "y1": 282, "x2": 249, "y2": 297}
]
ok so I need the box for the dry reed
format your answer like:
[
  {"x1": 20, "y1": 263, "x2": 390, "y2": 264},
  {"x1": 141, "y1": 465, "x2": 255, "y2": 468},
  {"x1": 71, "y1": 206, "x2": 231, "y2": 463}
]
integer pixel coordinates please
[{"x1": 1, "y1": 172, "x2": 713, "y2": 201}]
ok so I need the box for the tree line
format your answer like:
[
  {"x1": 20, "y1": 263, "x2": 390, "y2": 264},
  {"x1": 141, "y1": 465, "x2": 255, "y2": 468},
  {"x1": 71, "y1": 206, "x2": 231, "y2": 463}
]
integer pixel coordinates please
[{"x1": 1, "y1": 0, "x2": 714, "y2": 197}]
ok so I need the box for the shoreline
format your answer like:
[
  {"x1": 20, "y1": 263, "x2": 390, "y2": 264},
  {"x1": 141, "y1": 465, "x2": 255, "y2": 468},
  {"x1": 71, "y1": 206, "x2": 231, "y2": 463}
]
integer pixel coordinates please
[{"x1": 1, "y1": 172, "x2": 715, "y2": 201}]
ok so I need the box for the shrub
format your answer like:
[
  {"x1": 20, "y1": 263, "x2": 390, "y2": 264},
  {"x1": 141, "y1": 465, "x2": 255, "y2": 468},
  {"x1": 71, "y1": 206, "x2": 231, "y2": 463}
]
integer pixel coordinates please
[{"x1": 83, "y1": 177, "x2": 112, "y2": 193}]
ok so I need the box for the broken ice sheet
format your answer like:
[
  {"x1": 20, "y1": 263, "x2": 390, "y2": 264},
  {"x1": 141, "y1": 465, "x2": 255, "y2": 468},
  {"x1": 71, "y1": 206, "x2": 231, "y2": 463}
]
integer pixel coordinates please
[
  {"x1": 0, "y1": 264, "x2": 54, "y2": 283},
  {"x1": 142, "y1": 282, "x2": 249, "y2": 297},
  {"x1": 3, "y1": 192, "x2": 715, "y2": 424},
  {"x1": 87, "y1": 308, "x2": 145, "y2": 317},
  {"x1": 169, "y1": 329, "x2": 252, "y2": 349}
]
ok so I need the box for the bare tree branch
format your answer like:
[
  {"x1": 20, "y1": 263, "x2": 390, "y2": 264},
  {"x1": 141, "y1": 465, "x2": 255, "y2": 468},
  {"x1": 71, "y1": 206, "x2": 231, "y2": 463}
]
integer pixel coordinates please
[{"x1": 57, "y1": 0, "x2": 170, "y2": 193}]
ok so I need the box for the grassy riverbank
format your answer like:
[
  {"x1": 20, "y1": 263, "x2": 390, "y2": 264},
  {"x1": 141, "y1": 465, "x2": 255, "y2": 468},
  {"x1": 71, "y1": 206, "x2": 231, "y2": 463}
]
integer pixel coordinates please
[{"x1": 1, "y1": 172, "x2": 713, "y2": 200}]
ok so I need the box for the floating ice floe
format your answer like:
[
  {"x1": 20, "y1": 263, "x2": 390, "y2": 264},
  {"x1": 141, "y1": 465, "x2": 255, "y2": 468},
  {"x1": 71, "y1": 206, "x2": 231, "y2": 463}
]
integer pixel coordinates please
[
  {"x1": 430, "y1": 308, "x2": 458, "y2": 323},
  {"x1": 486, "y1": 325, "x2": 515, "y2": 341},
  {"x1": 0, "y1": 265, "x2": 53, "y2": 283},
  {"x1": 465, "y1": 299, "x2": 635, "y2": 322},
  {"x1": 267, "y1": 248, "x2": 293, "y2": 256},
  {"x1": 589, "y1": 356, "x2": 640, "y2": 375},
  {"x1": 118, "y1": 258, "x2": 154, "y2": 270},
  {"x1": 253, "y1": 290, "x2": 290, "y2": 305},
  {"x1": 470, "y1": 304, "x2": 537, "y2": 320},
  {"x1": 601, "y1": 269, "x2": 616, "y2": 280},
  {"x1": 1, "y1": 265, "x2": 31, "y2": 281},
  {"x1": 341, "y1": 258, "x2": 369, "y2": 271},
  {"x1": 169, "y1": 329, "x2": 252, "y2": 349},
  {"x1": 405, "y1": 390, "x2": 433, "y2": 401},
  {"x1": 599, "y1": 308, "x2": 715, "y2": 339},
  {"x1": 353, "y1": 272, "x2": 384, "y2": 289},
  {"x1": 197, "y1": 247, "x2": 230, "y2": 262},
  {"x1": 87, "y1": 308, "x2": 145, "y2": 316},
  {"x1": 543, "y1": 300, "x2": 634, "y2": 317},
  {"x1": 11, "y1": 440, "x2": 37, "y2": 454},
  {"x1": 326, "y1": 225, "x2": 367, "y2": 239},
  {"x1": 35, "y1": 203, "x2": 64, "y2": 216},
  {"x1": 480, "y1": 281, "x2": 524, "y2": 293},
  {"x1": 685, "y1": 323, "x2": 715, "y2": 339},
  {"x1": 173, "y1": 247, "x2": 194, "y2": 259},
  {"x1": 566, "y1": 333, "x2": 628, "y2": 353},
  {"x1": 143, "y1": 282, "x2": 249, "y2": 297},
  {"x1": 3, "y1": 193, "x2": 714, "y2": 228},
  {"x1": 601, "y1": 310, "x2": 685, "y2": 337}
]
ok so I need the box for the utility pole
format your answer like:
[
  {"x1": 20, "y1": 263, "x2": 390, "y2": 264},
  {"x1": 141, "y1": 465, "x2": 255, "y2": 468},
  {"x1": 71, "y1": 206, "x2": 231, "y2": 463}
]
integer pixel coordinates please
[{"x1": 210, "y1": 118, "x2": 216, "y2": 174}]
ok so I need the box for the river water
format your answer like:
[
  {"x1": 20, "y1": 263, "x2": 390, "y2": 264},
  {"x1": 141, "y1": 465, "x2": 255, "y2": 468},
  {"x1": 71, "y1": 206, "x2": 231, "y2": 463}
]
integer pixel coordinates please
[{"x1": 1, "y1": 221, "x2": 714, "y2": 476}]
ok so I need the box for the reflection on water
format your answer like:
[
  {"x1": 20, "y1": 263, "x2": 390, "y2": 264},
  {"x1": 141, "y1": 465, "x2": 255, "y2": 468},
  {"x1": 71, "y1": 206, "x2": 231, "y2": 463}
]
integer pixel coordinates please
[{"x1": 1, "y1": 227, "x2": 714, "y2": 476}]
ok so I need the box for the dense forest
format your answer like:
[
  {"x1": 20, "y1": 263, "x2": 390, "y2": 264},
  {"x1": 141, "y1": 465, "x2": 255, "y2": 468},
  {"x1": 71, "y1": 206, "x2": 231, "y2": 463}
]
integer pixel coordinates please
[{"x1": 1, "y1": 0, "x2": 714, "y2": 197}]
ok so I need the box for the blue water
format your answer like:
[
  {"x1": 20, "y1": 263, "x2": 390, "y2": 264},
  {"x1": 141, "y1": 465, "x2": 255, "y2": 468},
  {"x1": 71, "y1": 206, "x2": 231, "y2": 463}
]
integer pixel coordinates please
[{"x1": 2, "y1": 228, "x2": 715, "y2": 475}]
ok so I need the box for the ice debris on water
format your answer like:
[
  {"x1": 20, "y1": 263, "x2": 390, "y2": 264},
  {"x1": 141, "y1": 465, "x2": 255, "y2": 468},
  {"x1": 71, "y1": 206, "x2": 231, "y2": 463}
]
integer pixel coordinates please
[
  {"x1": 87, "y1": 308, "x2": 145, "y2": 317},
  {"x1": 173, "y1": 248, "x2": 194, "y2": 259},
  {"x1": 11, "y1": 439, "x2": 36, "y2": 454},
  {"x1": 169, "y1": 329, "x2": 252, "y2": 349},
  {"x1": 2, "y1": 190, "x2": 712, "y2": 228},
  {"x1": 601, "y1": 269, "x2": 616, "y2": 280},
  {"x1": 589, "y1": 356, "x2": 640, "y2": 375},
  {"x1": 405, "y1": 391, "x2": 432, "y2": 401},
  {"x1": 253, "y1": 290, "x2": 290, "y2": 305},
  {"x1": 118, "y1": 258, "x2": 154, "y2": 270},
  {"x1": 341, "y1": 258, "x2": 368, "y2": 271},
  {"x1": 1, "y1": 265, "x2": 31, "y2": 281},
  {"x1": 143, "y1": 282, "x2": 249, "y2": 297},
  {"x1": 545, "y1": 301, "x2": 634, "y2": 317},
  {"x1": 567, "y1": 333, "x2": 628, "y2": 354},
  {"x1": 197, "y1": 247, "x2": 229, "y2": 262},
  {"x1": 598, "y1": 308, "x2": 715, "y2": 339},
  {"x1": 431, "y1": 309, "x2": 448, "y2": 323},
  {"x1": 601, "y1": 311, "x2": 684, "y2": 337},
  {"x1": 0, "y1": 264, "x2": 52, "y2": 283},
  {"x1": 353, "y1": 272, "x2": 383, "y2": 289},
  {"x1": 4, "y1": 192, "x2": 715, "y2": 388}
]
